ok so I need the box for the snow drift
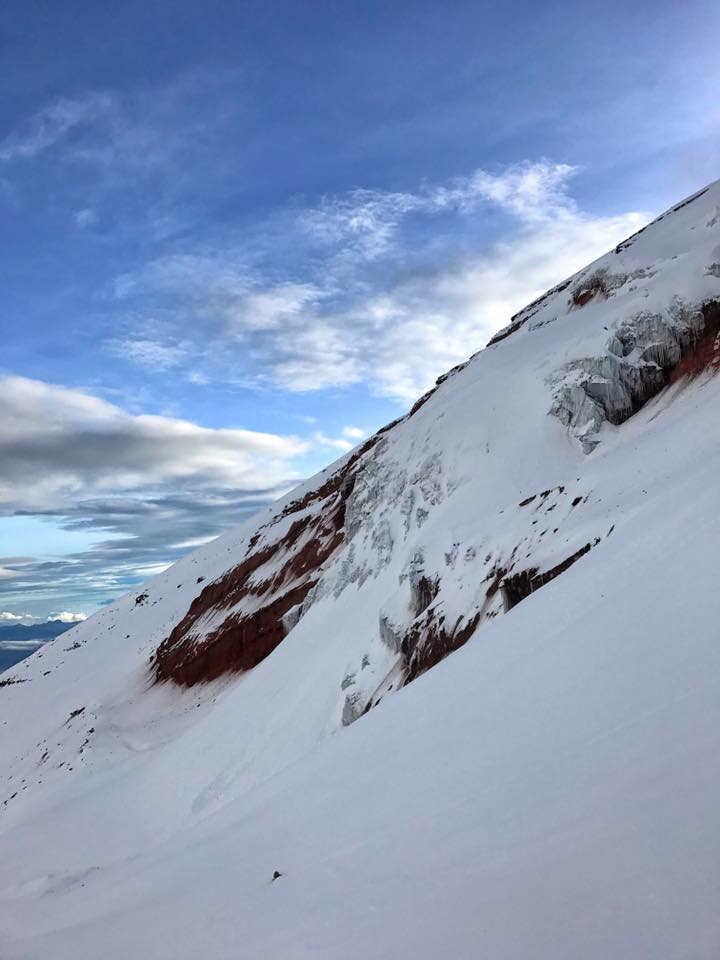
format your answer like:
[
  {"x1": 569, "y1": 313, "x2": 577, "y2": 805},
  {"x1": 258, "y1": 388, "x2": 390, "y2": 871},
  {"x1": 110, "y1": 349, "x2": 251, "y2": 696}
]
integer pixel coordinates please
[{"x1": 1, "y1": 179, "x2": 720, "y2": 960}]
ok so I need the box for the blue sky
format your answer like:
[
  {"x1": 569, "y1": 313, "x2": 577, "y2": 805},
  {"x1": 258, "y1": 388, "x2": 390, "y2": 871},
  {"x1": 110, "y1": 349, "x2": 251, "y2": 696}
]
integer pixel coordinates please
[{"x1": 1, "y1": 0, "x2": 718, "y2": 621}]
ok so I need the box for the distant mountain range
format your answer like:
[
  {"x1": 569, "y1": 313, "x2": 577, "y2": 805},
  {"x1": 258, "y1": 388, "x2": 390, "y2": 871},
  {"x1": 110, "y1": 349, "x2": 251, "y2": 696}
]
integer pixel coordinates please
[{"x1": 0, "y1": 620, "x2": 75, "y2": 674}]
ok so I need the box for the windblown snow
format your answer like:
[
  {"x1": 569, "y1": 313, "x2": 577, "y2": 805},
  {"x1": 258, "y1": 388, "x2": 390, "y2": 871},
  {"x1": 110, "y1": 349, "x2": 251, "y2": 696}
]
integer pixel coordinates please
[{"x1": 2, "y1": 180, "x2": 720, "y2": 959}]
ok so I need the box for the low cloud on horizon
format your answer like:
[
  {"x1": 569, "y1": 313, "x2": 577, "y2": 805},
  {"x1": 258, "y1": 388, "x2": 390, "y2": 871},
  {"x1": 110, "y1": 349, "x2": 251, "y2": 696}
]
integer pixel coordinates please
[{"x1": 1, "y1": 609, "x2": 87, "y2": 624}]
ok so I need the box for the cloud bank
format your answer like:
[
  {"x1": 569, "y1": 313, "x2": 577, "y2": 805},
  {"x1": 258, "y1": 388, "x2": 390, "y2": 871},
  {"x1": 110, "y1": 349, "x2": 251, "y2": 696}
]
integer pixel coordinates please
[
  {"x1": 0, "y1": 375, "x2": 307, "y2": 512},
  {"x1": 0, "y1": 377, "x2": 311, "y2": 613},
  {"x1": 48, "y1": 611, "x2": 87, "y2": 623}
]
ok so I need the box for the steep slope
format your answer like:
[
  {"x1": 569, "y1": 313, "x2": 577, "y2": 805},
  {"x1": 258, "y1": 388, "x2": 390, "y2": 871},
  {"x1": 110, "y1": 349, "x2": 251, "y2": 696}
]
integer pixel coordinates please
[{"x1": 1, "y1": 180, "x2": 720, "y2": 959}]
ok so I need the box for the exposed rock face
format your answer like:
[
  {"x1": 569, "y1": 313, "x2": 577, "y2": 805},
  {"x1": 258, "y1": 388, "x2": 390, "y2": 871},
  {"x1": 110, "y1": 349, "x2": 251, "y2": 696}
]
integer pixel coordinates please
[
  {"x1": 154, "y1": 437, "x2": 379, "y2": 685},
  {"x1": 501, "y1": 543, "x2": 593, "y2": 611},
  {"x1": 408, "y1": 557, "x2": 439, "y2": 617},
  {"x1": 668, "y1": 300, "x2": 720, "y2": 382},
  {"x1": 569, "y1": 268, "x2": 620, "y2": 308},
  {"x1": 401, "y1": 608, "x2": 481, "y2": 684}
]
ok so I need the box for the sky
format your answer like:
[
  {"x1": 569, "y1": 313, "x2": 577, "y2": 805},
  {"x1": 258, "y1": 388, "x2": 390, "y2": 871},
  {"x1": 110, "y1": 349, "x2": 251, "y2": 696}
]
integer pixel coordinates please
[{"x1": 0, "y1": 0, "x2": 718, "y2": 622}]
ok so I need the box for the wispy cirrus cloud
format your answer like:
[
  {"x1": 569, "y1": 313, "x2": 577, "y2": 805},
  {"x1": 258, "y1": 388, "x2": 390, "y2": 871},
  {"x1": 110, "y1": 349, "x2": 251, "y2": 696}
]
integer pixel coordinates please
[
  {"x1": 0, "y1": 70, "x2": 246, "y2": 242},
  {"x1": 0, "y1": 93, "x2": 114, "y2": 162},
  {"x1": 106, "y1": 337, "x2": 190, "y2": 371},
  {"x1": 298, "y1": 160, "x2": 578, "y2": 259},
  {"x1": 107, "y1": 161, "x2": 649, "y2": 400}
]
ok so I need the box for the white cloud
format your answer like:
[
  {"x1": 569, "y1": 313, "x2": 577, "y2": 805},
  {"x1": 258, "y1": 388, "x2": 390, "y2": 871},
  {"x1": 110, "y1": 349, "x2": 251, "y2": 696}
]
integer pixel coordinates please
[
  {"x1": 311, "y1": 426, "x2": 367, "y2": 452},
  {"x1": 313, "y1": 432, "x2": 354, "y2": 453},
  {"x1": 226, "y1": 283, "x2": 325, "y2": 332},
  {"x1": 106, "y1": 160, "x2": 651, "y2": 403},
  {"x1": 0, "y1": 93, "x2": 113, "y2": 162},
  {"x1": 451, "y1": 163, "x2": 578, "y2": 221},
  {"x1": 168, "y1": 534, "x2": 218, "y2": 550},
  {"x1": 298, "y1": 161, "x2": 579, "y2": 260},
  {"x1": 299, "y1": 187, "x2": 422, "y2": 260},
  {"x1": 270, "y1": 322, "x2": 363, "y2": 392},
  {"x1": 0, "y1": 639, "x2": 44, "y2": 651},
  {"x1": 48, "y1": 611, "x2": 87, "y2": 623},
  {"x1": 131, "y1": 563, "x2": 173, "y2": 578},
  {"x1": 341, "y1": 208, "x2": 649, "y2": 401},
  {"x1": 0, "y1": 376, "x2": 309, "y2": 511},
  {"x1": 107, "y1": 337, "x2": 189, "y2": 370},
  {"x1": 113, "y1": 252, "x2": 251, "y2": 303},
  {"x1": 0, "y1": 611, "x2": 33, "y2": 621},
  {"x1": 271, "y1": 206, "x2": 649, "y2": 401},
  {"x1": 74, "y1": 207, "x2": 98, "y2": 228}
]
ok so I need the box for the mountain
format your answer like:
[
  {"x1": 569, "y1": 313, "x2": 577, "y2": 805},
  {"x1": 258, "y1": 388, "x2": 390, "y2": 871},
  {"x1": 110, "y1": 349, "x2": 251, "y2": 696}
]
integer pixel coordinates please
[
  {"x1": 1, "y1": 180, "x2": 720, "y2": 959},
  {"x1": 0, "y1": 621, "x2": 76, "y2": 674}
]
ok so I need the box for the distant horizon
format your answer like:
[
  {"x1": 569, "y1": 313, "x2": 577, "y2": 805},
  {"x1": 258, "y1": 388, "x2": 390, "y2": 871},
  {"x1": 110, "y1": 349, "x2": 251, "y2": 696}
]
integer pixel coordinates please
[
  {"x1": 2, "y1": 0, "x2": 718, "y2": 620},
  {"x1": 0, "y1": 613, "x2": 88, "y2": 625},
  {"x1": 0, "y1": 617, "x2": 77, "y2": 673}
]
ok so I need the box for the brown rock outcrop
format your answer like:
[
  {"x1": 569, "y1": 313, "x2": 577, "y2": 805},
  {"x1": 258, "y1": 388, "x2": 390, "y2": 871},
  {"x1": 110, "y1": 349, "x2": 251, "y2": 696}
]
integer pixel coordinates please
[{"x1": 154, "y1": 437, "x2": 379, "y2": 685}]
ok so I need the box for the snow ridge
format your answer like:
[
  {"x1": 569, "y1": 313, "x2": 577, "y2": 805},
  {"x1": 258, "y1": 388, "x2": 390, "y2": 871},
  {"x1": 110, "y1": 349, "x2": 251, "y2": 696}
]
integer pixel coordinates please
[{"x1": 1, "y1": 178, "x2": 720, "y2": 960}]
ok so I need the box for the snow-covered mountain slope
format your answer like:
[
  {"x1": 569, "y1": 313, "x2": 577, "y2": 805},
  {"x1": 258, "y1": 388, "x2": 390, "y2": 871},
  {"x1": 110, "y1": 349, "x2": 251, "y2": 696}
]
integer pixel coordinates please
[{"x1": 2, "y1": 180, "x2": 720, "y2": 959}]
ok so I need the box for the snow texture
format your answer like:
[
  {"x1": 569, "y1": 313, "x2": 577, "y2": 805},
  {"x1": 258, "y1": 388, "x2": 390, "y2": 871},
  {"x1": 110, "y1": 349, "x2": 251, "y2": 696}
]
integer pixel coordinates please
[{"x1": 1, "y1": 180, "x2": 720, "y2": 959}]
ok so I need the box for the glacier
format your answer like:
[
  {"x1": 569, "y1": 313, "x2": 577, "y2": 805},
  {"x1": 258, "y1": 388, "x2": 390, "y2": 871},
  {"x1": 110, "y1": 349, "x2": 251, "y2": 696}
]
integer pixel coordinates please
[{"x1": 1, "y1": 179, "x2": 720, "y2": 959}]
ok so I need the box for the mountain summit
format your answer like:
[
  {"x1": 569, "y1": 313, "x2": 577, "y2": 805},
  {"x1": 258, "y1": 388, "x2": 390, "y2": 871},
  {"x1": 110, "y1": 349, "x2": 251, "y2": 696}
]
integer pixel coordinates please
[{"x1": 2, "y1": 180, "x2": 720, "y2": 959}]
